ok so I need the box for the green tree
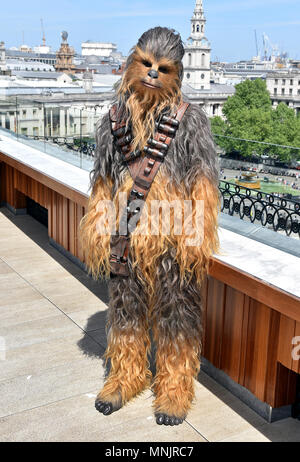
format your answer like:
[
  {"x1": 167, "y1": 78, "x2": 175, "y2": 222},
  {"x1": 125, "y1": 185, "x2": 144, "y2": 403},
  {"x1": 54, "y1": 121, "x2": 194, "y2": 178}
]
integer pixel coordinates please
[
  {"x1": 265, "y1": 103, "x2": 300, "y2": 161},
  {"x1": 211, "y1": 79, "x2": 300, "y2": 162},
  {"x1": 223, "y1": 79, "x2": 272, "y2": 118}
]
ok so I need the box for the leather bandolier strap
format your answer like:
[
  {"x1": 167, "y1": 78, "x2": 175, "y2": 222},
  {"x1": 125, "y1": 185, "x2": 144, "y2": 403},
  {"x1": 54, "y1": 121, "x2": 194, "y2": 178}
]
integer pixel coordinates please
[{"x1": 109, "y1": 101, "x2": 190, "y2": 277}]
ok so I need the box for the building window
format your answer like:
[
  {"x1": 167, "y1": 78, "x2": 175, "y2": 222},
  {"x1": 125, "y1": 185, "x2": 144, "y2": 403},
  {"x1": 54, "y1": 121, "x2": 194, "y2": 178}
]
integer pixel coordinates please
[
  {"x1": 22, "y1": 110, "x2": 26, "y2": 117},
  {"x1": 275, "y1": 79, "x2": 278, "y2": 84},
  {"x1": 201, "y1": 73, "x2": 205, "y2": 79},
  {"x1": 213, "y1": 104, "x2": 219, "y2": 115},
  {"x1": 274, "y1": 88, "x2": 277, "y2": 95},
  {"x1": 188, "y1": 53, "x2": 192, "y2": 66},
  {"x1": 201, "y1": 53, "x2": 205, "y2": 67},
  {"x1": 186, "y1": 73, "x2": 190, "y2": 79},
  {"x1": 290, "y1": 79, "x2": 293, "y2": 86},
  {"x1": 196, "y1": 24, "x2": 200, "y2": 32},
  {"x1": 289, "y1": 88, "x2": 293, "y2": 95},
  {"x1": 282, "y1": 79, "x2": 286, "y2": 85},
  {"x1": 282, "y1": 88, "x2": 285, "y2": 95}
]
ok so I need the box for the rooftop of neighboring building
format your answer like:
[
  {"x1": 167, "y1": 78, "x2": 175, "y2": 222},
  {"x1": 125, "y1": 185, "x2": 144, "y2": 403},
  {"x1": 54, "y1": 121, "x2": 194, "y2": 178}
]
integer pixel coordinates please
[
  {"x1": 11, "y1": 71, "x2": 64, "y2": 80},
  {"x1": 6, "y1": 49, "x2": 57, "y2": 59},
  {"x1": 182, "y1": 82, "x2": 235, "y2": 96}
]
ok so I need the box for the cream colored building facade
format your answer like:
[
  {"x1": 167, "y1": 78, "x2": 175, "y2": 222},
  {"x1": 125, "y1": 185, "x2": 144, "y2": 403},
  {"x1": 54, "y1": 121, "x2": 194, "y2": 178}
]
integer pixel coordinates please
[
  {"x1": 81, "y1": 42, "x2": 117, "y2": 57},
  {"x1": 266, "y1": 71, "x2": 300, "y2": 115}
]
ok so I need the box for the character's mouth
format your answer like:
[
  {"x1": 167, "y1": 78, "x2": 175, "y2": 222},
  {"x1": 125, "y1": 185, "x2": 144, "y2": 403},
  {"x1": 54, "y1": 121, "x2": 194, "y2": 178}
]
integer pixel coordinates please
[{"x1": 141, "y1": 79, "x2": 161, "y2": 89}]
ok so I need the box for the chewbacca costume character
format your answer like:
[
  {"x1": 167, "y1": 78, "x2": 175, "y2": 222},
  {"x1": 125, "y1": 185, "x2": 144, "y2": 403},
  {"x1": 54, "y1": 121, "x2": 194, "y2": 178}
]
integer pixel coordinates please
[{"x1": 80, "y1": 27, "x2": 219, "y2": 426}]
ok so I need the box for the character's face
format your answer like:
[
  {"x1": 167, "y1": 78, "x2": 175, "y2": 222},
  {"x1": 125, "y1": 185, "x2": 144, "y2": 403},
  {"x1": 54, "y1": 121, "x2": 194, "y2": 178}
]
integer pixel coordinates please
[{"x1": 125, "y1": 46, "x2": 181, "y2": 100}]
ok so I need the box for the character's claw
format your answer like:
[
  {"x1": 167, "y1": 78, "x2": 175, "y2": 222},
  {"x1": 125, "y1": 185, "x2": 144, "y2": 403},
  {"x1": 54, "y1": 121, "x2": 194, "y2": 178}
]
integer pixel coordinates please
[
  {"x1": 155, "y1": 413, "x2": 183, "y2": 426},
  {"x1": 95, "y1": 400, "x2": 114, "y2": 416}
]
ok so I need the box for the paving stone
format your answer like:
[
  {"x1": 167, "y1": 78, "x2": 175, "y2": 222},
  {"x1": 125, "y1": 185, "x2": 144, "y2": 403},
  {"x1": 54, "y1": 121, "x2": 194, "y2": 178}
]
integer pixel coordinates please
[
  {"x1": 67, "y1": 305, "x2": 108, "y2": 332},
  {"x1": 0, "y1": 389, "x2": 205, "y2": 442},
  {"x1": 219, "y1": 418, "x2": 300, "y2": 442},
  {"x1": 0, "y1": 357, "x2": 105, "y2": 418},
  {"x1": 88, "y1": 326, "x2": 108, "y2": 350},
  {"x1": 185, "y1": 373, "x2": 269, "y2": 442},
  {"x1": 0, "y1": 314, "x2": 81, "y2": 350},
  {"x1": 0, "y1": 331, "x2": 104, "y2": 382},
  {"x1": 0, "y1": 298, "x2": 59, "y2": 328}
]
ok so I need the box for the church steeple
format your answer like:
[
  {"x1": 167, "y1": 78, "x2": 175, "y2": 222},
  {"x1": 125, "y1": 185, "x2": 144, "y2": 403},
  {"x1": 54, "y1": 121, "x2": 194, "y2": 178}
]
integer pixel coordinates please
[
  {"x1": 183, "y1": 0, "x2": 211, "y2": 91},
  {"x1": 190, "y1": 0, "x2": 206, "y2": 41}
]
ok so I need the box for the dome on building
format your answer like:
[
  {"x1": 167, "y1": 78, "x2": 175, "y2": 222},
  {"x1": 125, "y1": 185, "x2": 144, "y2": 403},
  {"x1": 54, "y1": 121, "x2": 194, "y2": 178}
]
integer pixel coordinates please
[{"x1": 85, "y1": 55, "x2": 99, "y2": 64}]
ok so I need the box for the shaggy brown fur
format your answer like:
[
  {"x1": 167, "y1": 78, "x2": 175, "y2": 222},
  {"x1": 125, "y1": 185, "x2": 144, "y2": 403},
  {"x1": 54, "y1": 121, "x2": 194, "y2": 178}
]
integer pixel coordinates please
[
  {"x1": 118, "y1": 46, "x2": 182, "y2": 152},
  {"x1": 80, "y1": 27, "x2": 219, "y2": 425},
  {"x1": 80, "y1": 171, "x2": 219, "y2": 294},
  {"x1": 98, "y1": 327, "x2": 152, "y2": 406}
]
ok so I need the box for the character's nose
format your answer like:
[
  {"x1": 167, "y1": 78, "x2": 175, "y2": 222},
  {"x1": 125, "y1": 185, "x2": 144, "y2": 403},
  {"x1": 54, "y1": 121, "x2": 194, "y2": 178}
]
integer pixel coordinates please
[{"x1": 148, "y1": 69, "x2": 159, "y2": 79}]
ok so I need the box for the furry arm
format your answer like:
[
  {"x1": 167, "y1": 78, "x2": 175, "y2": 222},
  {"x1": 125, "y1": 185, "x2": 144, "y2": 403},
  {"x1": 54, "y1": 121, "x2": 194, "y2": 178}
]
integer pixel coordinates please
[{"x1": 79, "y1": 112, "x2": 115, "y2": 279}]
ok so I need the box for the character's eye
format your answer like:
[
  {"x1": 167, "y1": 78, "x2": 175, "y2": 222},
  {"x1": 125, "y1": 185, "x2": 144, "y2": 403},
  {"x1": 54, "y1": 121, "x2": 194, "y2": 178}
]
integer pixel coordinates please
[
  {"x1": 142, "y1": 60, "x2": 152, "y2": 68},
  {"x1": 158, "y1": 66, "x2": 169, "y2": 74}
]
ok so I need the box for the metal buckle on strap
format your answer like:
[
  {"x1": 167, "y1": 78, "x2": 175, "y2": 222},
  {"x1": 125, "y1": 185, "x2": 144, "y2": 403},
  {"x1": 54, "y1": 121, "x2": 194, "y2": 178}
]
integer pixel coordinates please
[{"x1": 110, "y1": 259, "x2": 129, "y2": 277}]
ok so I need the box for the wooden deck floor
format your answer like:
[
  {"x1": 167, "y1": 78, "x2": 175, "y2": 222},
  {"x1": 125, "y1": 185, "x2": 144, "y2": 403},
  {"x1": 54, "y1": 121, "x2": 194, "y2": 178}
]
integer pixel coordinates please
[{"x1": 0, "y1": 207, "x2": 300, "y2": 442}]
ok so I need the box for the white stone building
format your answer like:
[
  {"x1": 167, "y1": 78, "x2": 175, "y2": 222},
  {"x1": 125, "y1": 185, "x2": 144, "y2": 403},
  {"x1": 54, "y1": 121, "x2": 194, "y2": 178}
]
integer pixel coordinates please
[
  {"x1": 0, "y1": 92, "x2": 113, "y2": 139},
  {"x1": 81, "y1": 41, "x2": 117, "y2": 58},
  {"x1": 266, "y1": 71, "x2": 300, "y2": 115}
]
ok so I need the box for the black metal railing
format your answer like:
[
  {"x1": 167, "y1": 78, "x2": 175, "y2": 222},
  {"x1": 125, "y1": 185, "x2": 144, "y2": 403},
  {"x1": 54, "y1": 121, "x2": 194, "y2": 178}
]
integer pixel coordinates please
[{"x1": 219, "y1": 180, "x2": 300, "y2": 237}]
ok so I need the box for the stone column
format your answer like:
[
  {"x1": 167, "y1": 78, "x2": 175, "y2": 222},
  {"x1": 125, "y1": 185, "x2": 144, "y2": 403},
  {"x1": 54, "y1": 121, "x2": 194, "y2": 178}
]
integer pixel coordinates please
[
  {"x1": 59, "y1": 108, "x2": 66, "y2": 137},
  {"x1": 9, "y1": 114, "x2": 14, "y2": 132},
  {"x1": 66, "y1": 108, "x2": 71, "y2": 136},
  {"x1": 50, "y1": 109, "x2": 53, "y2": 137}
]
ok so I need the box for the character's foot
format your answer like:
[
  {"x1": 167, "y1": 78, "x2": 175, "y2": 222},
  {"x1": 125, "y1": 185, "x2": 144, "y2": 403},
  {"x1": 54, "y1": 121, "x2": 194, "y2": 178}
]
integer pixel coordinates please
[
  {"x1": 95, "y1": 399, "x2": 122, "y2": 416},
  {"x1": 155, "y1": 413, "x2": 184, "y2": 426}
]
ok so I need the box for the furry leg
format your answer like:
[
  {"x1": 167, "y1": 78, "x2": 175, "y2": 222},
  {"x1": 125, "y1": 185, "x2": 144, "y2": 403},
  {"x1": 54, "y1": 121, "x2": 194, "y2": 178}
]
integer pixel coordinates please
[
  {"x1": 151, "y1": 253, "x2": 203, "y2": 425},
  {"x1": 96, "y1": 274, "x2": 151, "y2": 415}
]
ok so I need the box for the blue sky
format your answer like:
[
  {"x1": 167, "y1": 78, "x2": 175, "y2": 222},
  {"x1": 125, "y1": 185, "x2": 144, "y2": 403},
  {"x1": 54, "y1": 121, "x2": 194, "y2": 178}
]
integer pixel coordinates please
[{"x1": 1, "y1": 0, "x2": 299, "y2": 62}]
